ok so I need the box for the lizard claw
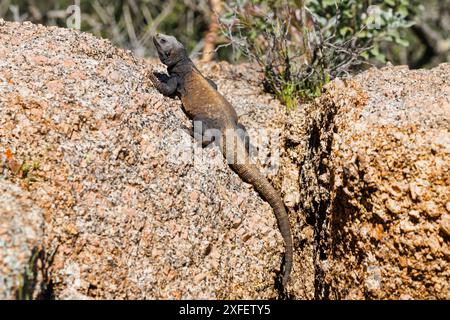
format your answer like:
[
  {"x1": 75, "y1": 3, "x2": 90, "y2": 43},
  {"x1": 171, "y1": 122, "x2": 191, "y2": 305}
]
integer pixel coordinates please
[{"x1": 146, "y1": 69, "x2": 158, "y2": 84}]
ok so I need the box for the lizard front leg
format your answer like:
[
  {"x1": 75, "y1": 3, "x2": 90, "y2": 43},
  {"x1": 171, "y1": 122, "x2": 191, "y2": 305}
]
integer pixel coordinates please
[{"x1": 148, "y1": 71, "x2": 178, "y2": 96}]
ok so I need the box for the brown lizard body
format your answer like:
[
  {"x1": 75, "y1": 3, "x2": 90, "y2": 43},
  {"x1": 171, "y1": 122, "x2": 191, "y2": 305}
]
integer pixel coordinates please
[{"x1": 149, "y1": 33, "x2": 293, "y2": 287}]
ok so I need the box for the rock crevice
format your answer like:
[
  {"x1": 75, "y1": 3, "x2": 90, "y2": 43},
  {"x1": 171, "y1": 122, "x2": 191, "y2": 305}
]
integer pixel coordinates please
[{"x1": 0, "y1": 21, "x2": 448, "y2": 299}]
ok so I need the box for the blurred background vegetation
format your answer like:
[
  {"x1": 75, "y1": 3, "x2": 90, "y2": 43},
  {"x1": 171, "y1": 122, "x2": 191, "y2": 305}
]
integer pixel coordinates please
[{"x1": 1, "y1": 0, "x2": 448, "y2": 103}]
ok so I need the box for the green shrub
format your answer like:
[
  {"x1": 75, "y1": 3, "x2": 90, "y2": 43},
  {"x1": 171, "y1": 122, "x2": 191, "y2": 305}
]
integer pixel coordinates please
[
  {"x1": 220, "y1": 0, "x2": 422, "y2": 105},
  {"x1": 0, "y1": 0, "x2": 208, "y2": 57},
  {"x1": 308, "y1": 0, "x2": 421, "y2": 62}
]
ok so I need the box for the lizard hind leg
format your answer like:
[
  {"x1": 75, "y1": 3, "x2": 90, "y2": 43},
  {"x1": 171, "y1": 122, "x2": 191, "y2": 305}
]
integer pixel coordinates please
[
  {"x1": 181, "y1": 124, "x2": 215, "y2": 148},
  {"x1": 192, "y1": 117, "x2": 222, "y2": 148},
  {"x1": 206, "y1": 78, "x2": 218, "y2": 90},
  {"x1": 236, "y1": 122, "x2": 255, "y2": 157}
]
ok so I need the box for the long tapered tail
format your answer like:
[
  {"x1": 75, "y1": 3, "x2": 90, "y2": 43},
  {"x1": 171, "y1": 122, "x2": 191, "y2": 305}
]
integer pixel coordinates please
[
  {"x1": 220, "y1": 128, "x2": 293, "y2": 286},
  {"x1": 230, "y1": 162, "x2": 293, "y2": 286}
]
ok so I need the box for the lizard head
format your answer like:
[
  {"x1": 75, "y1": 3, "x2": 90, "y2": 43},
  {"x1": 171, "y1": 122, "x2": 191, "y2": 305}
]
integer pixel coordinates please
[{"x1": 153, "y1": 33, "x2": 187, "y2": 68}]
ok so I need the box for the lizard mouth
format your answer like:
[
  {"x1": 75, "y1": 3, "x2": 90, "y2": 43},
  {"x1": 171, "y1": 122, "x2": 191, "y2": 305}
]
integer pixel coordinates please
[
  {"x1": 152, "y1": 35, "x2": 168, "y2": 61},
  {"x1": 152, "y1": 35, "x2": 161, "y2": 50}
]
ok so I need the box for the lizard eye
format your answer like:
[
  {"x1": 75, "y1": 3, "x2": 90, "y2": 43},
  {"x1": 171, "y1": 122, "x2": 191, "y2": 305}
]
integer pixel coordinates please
[{"x1": 160, "y1": 38, "x2": 167, "y2": 43}]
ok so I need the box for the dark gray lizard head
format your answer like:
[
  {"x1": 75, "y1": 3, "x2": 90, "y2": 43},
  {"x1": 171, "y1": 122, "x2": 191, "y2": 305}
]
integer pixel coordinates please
[{"x1": 153, "y1": 33, "x2": 187, "y2": 68}]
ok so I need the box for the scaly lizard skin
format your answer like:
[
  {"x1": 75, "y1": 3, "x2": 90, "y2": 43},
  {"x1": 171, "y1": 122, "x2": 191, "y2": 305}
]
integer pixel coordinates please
[{"x1": 149, "y1": 33, "x2": 293, "y2": 287}]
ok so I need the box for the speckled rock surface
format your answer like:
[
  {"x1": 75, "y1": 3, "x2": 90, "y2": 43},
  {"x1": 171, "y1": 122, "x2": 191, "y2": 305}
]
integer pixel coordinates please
[
  {"x1": 282, "y1": 64, "x2": 449, "y2": 299},
  {"x1": 0, "y1": 179, "x2": 45, "y2": 299},
  {"x1": 0, "y1": 21, "x2": 290, "y2": 299},
  {"x1": 197, "y1": 61, "x2": 316, "y2": 299},
  {"x1": 327, "y1": 65, "x2": 449, "y2": 299},
  {"x1": 1, "y1": 20, "x2": 448, "y2": 300}
]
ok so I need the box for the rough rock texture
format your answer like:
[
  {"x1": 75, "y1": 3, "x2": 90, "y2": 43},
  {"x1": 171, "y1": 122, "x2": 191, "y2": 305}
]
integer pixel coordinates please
[
  {"x1": 282, "y1": 64, "x2": 449, "y2": 299},
  {"x1": 325, "y1": 66, "x2": 449, "y2": 299},
  {"x1": 197, "y1": 61, "x2": 316, "y2": 299},
  {"x1": 0, "y1": 179, "x2": 45, "y2": 299},
  {"x1": 0, "y1": 20, "x2": 448, "y2": 300},
  {"x1": 0, "y1": 21, "x2": 292, "y2": 299}
]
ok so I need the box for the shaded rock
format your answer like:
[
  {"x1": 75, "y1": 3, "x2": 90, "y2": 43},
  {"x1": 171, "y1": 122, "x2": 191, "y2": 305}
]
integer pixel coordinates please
[
  {"x1": 1, "y1": 20, "x2": 448, "y2": 300},
  {"x1": 0, "y1": 21, "x2": 290, "y2": 299},
  {"x1": 282, "y1": 64, "x2": 449, "y2": 299},
  {"x1": 0, "y1": 179, "x2": 46, "y2": 299}
]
